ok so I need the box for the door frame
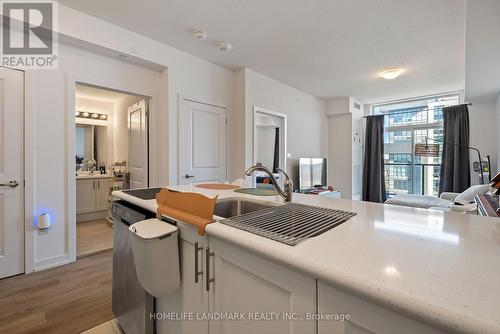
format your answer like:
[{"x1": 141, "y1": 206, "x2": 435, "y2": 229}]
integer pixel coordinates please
[
  {"x1": 0, "y1": 67, "x2": 27, "y2": 276},
  {"x1": 252, "y1": 106, "x2": 287, "y2": 186},
  {"x1": 64, "y1": 74, "x2": 158, "y2": 264},
  {"x1": 177, "y1": 95, "x2": 229, "y2": 185}
]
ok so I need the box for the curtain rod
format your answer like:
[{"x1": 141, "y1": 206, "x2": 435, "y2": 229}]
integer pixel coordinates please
[{"x1": 363, "y1": 103, "x2": 472, "y2": 118}]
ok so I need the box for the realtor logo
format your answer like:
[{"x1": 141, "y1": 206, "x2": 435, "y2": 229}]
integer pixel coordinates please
[{"x1": 1, "y1": 0, "x2": 58, "y2": 68}]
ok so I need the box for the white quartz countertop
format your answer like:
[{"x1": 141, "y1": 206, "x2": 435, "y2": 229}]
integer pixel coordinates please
[
  {"x1": 76, "y1": 173, "x2": 113, "y2": 179},
  {"x1": 112, "y1": 185, "x2": 500, "y2": 334}
]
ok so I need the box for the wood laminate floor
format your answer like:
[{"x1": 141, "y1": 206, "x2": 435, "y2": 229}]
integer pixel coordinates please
[
  {"x1": 77, "y1": 220, "x2": 113, "y2": 258},
  {"x1": 0, "y1": 250, "x2": 114, "y2": 334}
]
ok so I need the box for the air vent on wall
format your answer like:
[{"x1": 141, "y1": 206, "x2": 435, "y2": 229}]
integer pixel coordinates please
[{"x1": 353, "y1": 102, "x2": 361, "y2": 110}]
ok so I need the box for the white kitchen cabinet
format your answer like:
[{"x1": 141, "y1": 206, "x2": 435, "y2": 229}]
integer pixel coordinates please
[
  {"x1": 207, "y1": 237, "x2": 316, "y2": 334},
  {"x1": 318, "y1": 281, "x2": 445, "y2": 334},
  {"x1": 76, "y1": 178, "x2": 111, "y2": 215},
  {"x1": 76, "y1": 179, "x2": 97, "y2": 214},
  {"x1": 157, "y1": 222, "x2": 209, "y2": 334}
]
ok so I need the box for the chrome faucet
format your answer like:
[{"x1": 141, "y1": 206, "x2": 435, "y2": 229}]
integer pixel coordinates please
[{"x1": 245, "y1": 163, "x2": 293, "y2": 202}]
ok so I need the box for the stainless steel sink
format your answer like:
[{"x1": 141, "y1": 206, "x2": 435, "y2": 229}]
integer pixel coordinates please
[
  {"x1": 214, "y1": 198, "x2": 281, "y2": 218},
  {"x1": 218, "y1": 202, "x2": 357, "y2": 246}
]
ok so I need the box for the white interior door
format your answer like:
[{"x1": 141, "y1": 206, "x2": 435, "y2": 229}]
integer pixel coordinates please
[
  {"x1": 0, "y1": 68, "x2": 24, "y2": 278},
  {"x1": 128, "y1": 100, "x2": 148, "y2": 189},
  {"x1": 179, "y1": 99, "x2": 227, "y2": 185}
]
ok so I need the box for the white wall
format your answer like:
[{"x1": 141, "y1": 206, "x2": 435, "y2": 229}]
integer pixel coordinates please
[
  {"x1": 240, "y1": 68, "x2": 327, "y2": 186},
  {"x1": 27, "y1": 5, "x2": 237, "y2": 271},
  {"x1": 29, "y1": 43, "x2": 162, "y2": 270},
  {"x1": 468, "y1": 98, "x2": 498, "y2": 183},
  {"x1": 497, "y1": 94, "x2": 500, "y2": 171}
]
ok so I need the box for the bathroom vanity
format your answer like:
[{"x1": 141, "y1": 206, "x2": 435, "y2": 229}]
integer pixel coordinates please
[
  {"x1": 112, "y1": 186, "x2": 500, "y2": 334},
  {"x1": 76, "y1": 174, "x2": 113, "y2": 222}
]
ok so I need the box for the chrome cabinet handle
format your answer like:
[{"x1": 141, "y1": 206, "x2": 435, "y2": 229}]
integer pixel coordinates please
[
  {"x1": 194, "y1": 242, "x2": 203, "y2": 283},
  {"x1": 184, "y1": 174, "x2": 195, "y2": 179},
  {"x1": 0, "y1": 180, "x2": 19, "y2": 188},
  {"x1": 205, "y1": 247, "x2": 214, "y2": 291}
]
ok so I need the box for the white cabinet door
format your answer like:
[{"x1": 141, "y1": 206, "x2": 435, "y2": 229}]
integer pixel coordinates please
[
  {"x1": 208, "y1": 238, "x2": 316, "y2": 334},
  {"x1": 318, "y1": 281, "x2": 444, "y2": 334},
  {"x1": 96, "y1": 179, "x2": 111, "y2": 211},
  {"x1": 76, "y1": 179, "x2": 97, "y2": 214},
  {"x1": 157, "y1": 222, "x2": 209, "y2": 334},
  {"x1": 178, "y1": 99, "x2": 227, "y2": 185}
]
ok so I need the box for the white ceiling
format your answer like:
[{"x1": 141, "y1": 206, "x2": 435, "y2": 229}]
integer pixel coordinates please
[{"x1": 60, "y1": 0, "x2": 466, "y2": 103}]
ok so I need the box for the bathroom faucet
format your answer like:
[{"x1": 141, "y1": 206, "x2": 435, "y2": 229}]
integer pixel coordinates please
[{"x1": 245, "y1": 163, "x2": 293, "y2": 202}]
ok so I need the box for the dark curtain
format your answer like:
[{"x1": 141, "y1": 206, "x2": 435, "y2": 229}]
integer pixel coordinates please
[
  {"x1": 439, "y1": 104, "x2": 471, "y2": 194},
  {"x1": 272, "y1": 127, "x2": 280, "y2": 173},
  {"x1": 362, "y1": 115, "x2": 386, "y2": 202}
]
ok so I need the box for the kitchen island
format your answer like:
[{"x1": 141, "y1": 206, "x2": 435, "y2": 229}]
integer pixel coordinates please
[{"x1": 113, "y1": 185, "x2": 500, "y2": 334}]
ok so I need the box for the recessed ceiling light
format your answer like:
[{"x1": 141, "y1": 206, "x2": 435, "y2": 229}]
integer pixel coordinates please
[
  {"x1": 92, "y1": 113, "x2": 99, "y2": 119},
  {"x1": 380, "y1": 68, "x2": 403, "y2": 80},
  {"x1": 193, "y1": 29, "x2": 207, "y2": 40},
  {"x1": 82, "y1": 112, "x2": 90, "y2": 118},
  {"x1": 218, "y1": 41, "x2": 232, "y2": 52},
  {"x1": 75, "y1": 111, "x2": 80, "y2": 117}
]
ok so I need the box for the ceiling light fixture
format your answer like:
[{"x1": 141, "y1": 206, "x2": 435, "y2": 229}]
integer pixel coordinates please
[
  {"x1": 193, "y1": 29, "x2": 208, "y2": 40},
  {"x1": 75, "y1": 111, "x2": 80, "y2": 117},
  {"x1": 380, "y1": 68, "x2": 403, "y2": 80},
  {"x1": 218, "y1": 41, "x2": 232, "y2": 52}
]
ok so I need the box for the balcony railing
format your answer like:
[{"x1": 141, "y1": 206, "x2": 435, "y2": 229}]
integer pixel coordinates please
[{"x1": 384, "y1": 162, "x2": 441, "y2": 197}]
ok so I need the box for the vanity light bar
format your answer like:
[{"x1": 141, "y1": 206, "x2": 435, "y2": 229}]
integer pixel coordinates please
[{"x1": 75, "y1": 111, "x2": 108, "y2": 121}]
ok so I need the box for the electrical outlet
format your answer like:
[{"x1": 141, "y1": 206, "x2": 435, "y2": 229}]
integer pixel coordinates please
[{"x1": 38, "y1": 228, "x2": 50, "y2": 235}]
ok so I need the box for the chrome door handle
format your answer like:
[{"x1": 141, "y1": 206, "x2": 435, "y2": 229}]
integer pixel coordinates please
[
  {"x1": 184, "y1": 174, "x2": 195, "y2": 179},
  {"x1": 194, "y1": 242, "x2": 203, "y2": 283},
  {"x1": 0, "y1": 180, "x2": 19, "y2": 188},
  {"x1": 205, "y1": 247, "x2": 214, "y2": 291}
]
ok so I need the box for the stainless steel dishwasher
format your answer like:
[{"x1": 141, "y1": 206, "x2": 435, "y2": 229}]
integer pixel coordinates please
[{"x1": 112, "y1": 200, "x2": 155, "y2": 334}]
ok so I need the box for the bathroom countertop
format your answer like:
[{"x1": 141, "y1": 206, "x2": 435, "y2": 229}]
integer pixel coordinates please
[
  {"x1": 76, "y1": 173, "x2": 114, "y2": 179},
  {"x1": 113, "y1": 185, "x2": 500, "y2": 334}
]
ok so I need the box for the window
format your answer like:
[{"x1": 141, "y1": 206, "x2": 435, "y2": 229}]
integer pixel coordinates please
[{"x1": 373, "y1": 94, "x2": 460, "y2": 197}]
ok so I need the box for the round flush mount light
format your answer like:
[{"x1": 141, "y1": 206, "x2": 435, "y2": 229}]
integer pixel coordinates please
[
  {"x1": 193, "y1": 29, "x2": 208, "y2": 40},
  {"x1": 380, "y1": 68, "x2": 404, "y2": 80},
  {"x1": 218, "y1": 41, "x2": 232, "y2": 52}
]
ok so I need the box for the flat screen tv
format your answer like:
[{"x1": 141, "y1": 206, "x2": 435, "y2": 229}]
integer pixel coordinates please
[{"x1": 298, "y1": 158, "x2": 327, "y2": 191}]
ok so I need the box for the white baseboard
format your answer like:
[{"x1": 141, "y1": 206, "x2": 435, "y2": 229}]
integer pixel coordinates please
[
  {"x1": 34, "y1": 253, "x2": 71, "y2": 271},
  {"x1": 77, "y1": 210, "x2": 107, "y2": 223}
]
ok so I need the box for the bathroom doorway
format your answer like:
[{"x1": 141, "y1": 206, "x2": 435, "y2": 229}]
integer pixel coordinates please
[{"x1": 74, "y1": 83, "x2": 151, "y2": 258}]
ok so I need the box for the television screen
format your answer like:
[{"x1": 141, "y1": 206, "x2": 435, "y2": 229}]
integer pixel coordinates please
[{"x1": 299, "y1": 158, "x2": 327, "y2": 190}]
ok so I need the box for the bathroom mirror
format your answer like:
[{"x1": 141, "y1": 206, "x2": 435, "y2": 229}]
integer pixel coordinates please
[{"x1": 75, "y1": 124, "x2": 107, "y2": 170}]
